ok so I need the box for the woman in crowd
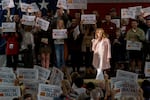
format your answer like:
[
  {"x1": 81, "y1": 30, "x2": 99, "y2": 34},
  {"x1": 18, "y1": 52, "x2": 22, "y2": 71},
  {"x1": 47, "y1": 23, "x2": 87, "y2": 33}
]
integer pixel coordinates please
[
  {"x1": 54, "y1": 19, "x2": 66, "y2": 69},
  {"x1": 92, "y1": 28, "x2": 111, "y2": 80}
]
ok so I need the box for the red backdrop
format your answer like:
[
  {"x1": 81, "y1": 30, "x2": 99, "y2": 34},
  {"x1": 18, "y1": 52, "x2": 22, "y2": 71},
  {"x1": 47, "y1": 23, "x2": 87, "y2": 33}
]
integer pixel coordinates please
[{"x1": 70, "y1": 2, "x2": 150, "y2": 19}]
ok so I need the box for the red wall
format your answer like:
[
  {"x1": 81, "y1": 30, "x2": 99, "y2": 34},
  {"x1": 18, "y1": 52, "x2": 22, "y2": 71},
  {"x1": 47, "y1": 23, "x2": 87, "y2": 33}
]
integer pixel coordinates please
[{"x1": 70, "y1": 3, "x2": 150, "y2": 19}]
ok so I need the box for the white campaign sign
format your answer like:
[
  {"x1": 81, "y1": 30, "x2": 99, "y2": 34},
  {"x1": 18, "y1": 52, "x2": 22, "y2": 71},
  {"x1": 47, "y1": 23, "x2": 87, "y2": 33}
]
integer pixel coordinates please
[
  {"x1": 2, "y1": 22, "x2": 16, "y2": 32},
  {"x1": 114, "y1": 81, "x2": 138, "y2": 98},
  {"x1": 0, "y1": 78, "x2": 14, "y2": 86},
  {"x1": 38, "y1": 84, "x2": 61, "y2": 99},
  {"x1": 81, "y1": 14, "x2": 96, "y2": 24},
  {"x1": 49, "y1": 67, "x2": 64, "y2": 86},
  {"x1": 126, "y1": 40, "x2": 142, "y2": 51},
  {"x1": 0, "y1": 67, "x2": 13, "y2": 73},
  {"x1": 111, "y1": 19, "x2": 120, "y2": 28},
  {"x1": 67, "y1": 0, "x2": 87, "y2": 9},
  {"x1": 35, "y1": 17, "x2": 50, "y2": 31},
  {"x1": 28, "y1": 3, "x2": 39, "y2": 13},
  {"x1": 2, "y1": 0, "x2": 15, "y2": 10},
  {"x1": 0, "y1": 71, "x2": 16, "y2": 80},
  {"x1": 22, "y1": 15, "x2": 36, "y2": 26},
  {"x1": 21, "y1": 2, "x2": 39, "y2": 13},
  {"x1": 0, "y1": 86, "x2": 20, "y2": 99},
  {"x1": 20, "y1": 3, "x2": 30, "y2": 12},
  {"x1": 128, "y1": 6, "x2": 142, "y2": 16},
  {"x1": 21, "y1": 80, "x2": 44, "y2": 95},
  {"x1": 116, "y1": 70, "x2": 138, "y2": 81},
  {"x1": 16, "y1": 68, "x2": 38, "y2": 81},
  {"x1": 57, "y1": 0, "x2": 67, "y2": 9},
  {"x1": 121, "y1": 8, "x2": 130, "y2": 19},
  {"x1": 34, "y1": 65, "x2": 51, "y2": 81},
  {"x1": 110, "y1": 77, "x2": 125, "y2": 89},
  {"x1": 142, "y1": 7, "x2": 150, "y2": 17},
  {"x1": 52, "y1": 29, "x2": 67, "y2": 39},
  {"x1": 144, "y1": 62, "x2": 150, "y2": 77}
]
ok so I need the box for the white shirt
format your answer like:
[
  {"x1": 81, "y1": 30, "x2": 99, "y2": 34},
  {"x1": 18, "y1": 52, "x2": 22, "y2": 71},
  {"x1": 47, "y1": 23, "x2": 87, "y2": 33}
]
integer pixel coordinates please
[{"x1": 21, "y1": 32, "x2": 34, "y2": 50}]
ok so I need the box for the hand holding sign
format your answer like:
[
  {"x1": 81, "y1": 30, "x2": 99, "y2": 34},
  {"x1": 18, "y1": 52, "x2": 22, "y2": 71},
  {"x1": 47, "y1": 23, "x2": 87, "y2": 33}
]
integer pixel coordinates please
[{"x1": 2, "y1": 0, "x2": 15, "y2": 10}]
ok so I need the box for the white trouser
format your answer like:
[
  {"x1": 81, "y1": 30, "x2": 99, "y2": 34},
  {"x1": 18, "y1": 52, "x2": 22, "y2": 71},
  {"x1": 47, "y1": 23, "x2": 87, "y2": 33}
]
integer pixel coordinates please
[{"x1": 96, "y1": 68, "x2": 104, "y2": 80}]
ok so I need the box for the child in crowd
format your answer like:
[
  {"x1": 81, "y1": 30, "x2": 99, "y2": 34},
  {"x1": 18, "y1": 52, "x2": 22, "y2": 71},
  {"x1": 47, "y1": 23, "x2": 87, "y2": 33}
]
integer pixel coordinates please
[{"x1": 54, "y1": 19, "x2": 66, "y2": 69}]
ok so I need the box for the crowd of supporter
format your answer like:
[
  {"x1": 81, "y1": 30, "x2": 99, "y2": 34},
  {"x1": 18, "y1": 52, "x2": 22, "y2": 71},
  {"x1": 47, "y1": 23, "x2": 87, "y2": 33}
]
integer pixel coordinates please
[
  {"x1": 0, "y1": 5, "x2": 150, "y2": 100},
  {"x1": 11, "y1": 69, "x2": 149, "y2": 100},
  {"x1": 0, "y1": 7, "x2": 150, "y2": 74}
]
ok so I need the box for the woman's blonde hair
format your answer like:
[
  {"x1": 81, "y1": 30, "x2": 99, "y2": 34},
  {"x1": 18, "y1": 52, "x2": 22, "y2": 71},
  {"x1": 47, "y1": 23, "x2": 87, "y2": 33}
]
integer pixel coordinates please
[
  {"x1": 57, "y1": 19, "x2": 65, "y2": 29},
  {"x1": 95, "y1": 28, "x2": 107, "y2": 39}
]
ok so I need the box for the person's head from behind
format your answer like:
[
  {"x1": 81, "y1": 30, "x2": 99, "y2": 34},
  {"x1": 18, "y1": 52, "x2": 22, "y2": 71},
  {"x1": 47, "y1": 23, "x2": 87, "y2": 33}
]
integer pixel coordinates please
[
  {"x1": 95, "y1": 28, "x2": 107, "y2": 39},
  {"x1": 74, "y1": 77, "x2": 84, "y2": 88},
  {"x1": 71, "y1": 72, "x2": 80, "y2": 83},
  {"x1": 24, "y1": 93, "x2": 32, "y2": 100},
  {"x1": 61, "y1": 80, "x2": 72, "y2": 95},
  {"x1": 90, "y1": 88, "x2": 104, "y2": 100},
  {"x1": 141, "y1": 80, "x2": 150, "y2": 98},
  {"x1": 13, "y1": 98, "x2": 19, "y2": 100},
  {"x1": 86, "y1": 82, "x2": 95, "y2": 95}
]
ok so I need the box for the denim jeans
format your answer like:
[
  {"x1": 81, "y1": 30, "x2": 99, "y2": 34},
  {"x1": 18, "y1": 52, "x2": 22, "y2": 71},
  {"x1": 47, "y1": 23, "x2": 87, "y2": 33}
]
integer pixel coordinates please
[{"x1": 54, "y1": 44, "x2": 65, "y2": 68}]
